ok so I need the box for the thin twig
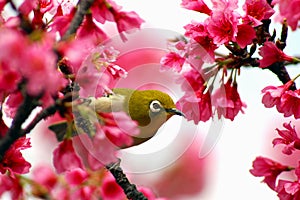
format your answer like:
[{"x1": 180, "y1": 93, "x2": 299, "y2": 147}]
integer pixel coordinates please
[{"x1": 62, "y1": 0, "x2": 95, "y2": 40}]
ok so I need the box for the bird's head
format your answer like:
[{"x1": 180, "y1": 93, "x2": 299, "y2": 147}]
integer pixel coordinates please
[
  {"x1": 127, "y1": 89, "x2": 184, "y2": 128},
  {"x1": 108, "y1": 88, "x2": 185, "y2": 146}
]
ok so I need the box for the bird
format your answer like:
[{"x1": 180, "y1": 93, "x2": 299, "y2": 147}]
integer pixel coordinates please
[
  {"x1": 90, "y1": 88, "x2": 185, "y2": 147},
  {"x1": 49, "y1": 88, "x2": 185, "y2": 148}
]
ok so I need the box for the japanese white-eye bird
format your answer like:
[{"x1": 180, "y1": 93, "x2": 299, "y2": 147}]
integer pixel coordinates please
[
  {"x1": 90, "y1": 88, "x2": 185, "y2": 147},
  {"x1": 49, "y1": 88, "x2": 184, "y2": 148}
]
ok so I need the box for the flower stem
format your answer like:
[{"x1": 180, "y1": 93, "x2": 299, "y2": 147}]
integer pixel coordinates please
[
  {"x1": 292, "y1": 57, "x2": 300, "y2": 63},
  {"x1": 292, "y1": 73, "x2": 300, "y2": 82}
]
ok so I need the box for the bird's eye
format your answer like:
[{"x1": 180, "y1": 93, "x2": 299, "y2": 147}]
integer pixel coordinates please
[{"x1": 150, "y1": 100, "x2": 162, "y2": 113}]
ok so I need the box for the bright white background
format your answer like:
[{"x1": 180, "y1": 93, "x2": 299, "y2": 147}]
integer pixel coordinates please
[{"x1": 112, "y1": 0, "x2": 300, "y2": 199}]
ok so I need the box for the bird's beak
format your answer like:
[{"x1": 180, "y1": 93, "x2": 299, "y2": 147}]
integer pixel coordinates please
[{"x1": 165, "y1": 108, "x2": 186, "y2": 118}]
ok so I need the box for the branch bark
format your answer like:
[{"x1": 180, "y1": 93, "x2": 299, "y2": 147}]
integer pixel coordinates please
[
  {"x1": 268, "y1": 62, "x2": 297, "y2": 90},
  {"x1": 62, "y1": 0, "x2": 95, "y2": 40},
  {"x1": 0, "y1": 93, "x2": 38, "y2": 160},
  {"x1": 106, "y1": 163, "x2": 148, "y2": 200}
]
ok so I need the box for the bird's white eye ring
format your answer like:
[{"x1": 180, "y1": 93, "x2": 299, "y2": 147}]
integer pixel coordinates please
[{"x1": 150, "y1": 100, "x2": 162, "y2": 113}]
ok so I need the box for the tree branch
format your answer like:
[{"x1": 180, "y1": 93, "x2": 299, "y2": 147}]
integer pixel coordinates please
[
  {"x1": 267, "y1": 62, "x2": 297, "y2": 90},
  {"x1": 20, "y1": 103, "x2": 59, "y2": 137},
  {"x1": 62, "y1": 0, "x2": 95, "y2": 40},
  {"x1": 0, "y1": 93, "x2": 38, "y2": 160},
  {"x1": 106, "y1": 163, "x2": 148, "y2": 200}
]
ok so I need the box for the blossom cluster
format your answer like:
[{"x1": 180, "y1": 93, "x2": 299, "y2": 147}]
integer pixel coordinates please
[
  {"x1": 0, "y1": 0, "x2": 165, "y2": 199},
  {"x1": 250, "y1": 122, "x2": 300, "y2": 199},
  {"x1": 262, "y1": 79, "x2": 300, "y2": 119},
  {"x1": 160, "y1": 0, "x2": 300, "y2": 125},
  {"x1": 0, "y1": 0, "x2": 300, "y2": 198},
  {"x1": 0, "y1": 163, "x2": 164, "y2": 200}
]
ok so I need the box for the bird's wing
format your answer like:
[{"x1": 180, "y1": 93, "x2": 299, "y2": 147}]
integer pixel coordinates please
[{"x1": 87, "y1": 94, "x2": 125, "y2": 113}]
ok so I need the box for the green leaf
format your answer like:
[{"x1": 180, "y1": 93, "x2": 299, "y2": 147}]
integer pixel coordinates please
[{"x1": 48, "y1": 121, "x2": 78, "y2": 141}]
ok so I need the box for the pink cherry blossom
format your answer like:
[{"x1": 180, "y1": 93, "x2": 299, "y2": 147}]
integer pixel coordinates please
[
  {"x1": 181, "y1": 0, "x2": 212, "y2": 15},
  {"x1": 105, "y1": 63, "x2": 128, "y2": 79},
  {"x1": 68, "y1": 45, "x2": 116, "y2": 98},
  {"x1": 261, "y1": 81, "x2": 300, "y2": 119},
  {"x1": 212, "y1": 79, "x2": 246, "y2": 121},
  {"x1": 236, "y1": 24, "x2": 256, "y2": 48},
  {"x1": 50, "y1": 8, "x2": 75, "y2": 36},
  {"x1": 50, "y1": 187, "x2": 70, "y2": 200},
  {"x1": 261, "y1": 85, "x2": 288, "y2": 109},
  {"x1": 0, "y1": 28, "x2": 24, "y2": 95},
  {"x1": 65, "y1": 168, "x2": 89, "y2": 185},
  {"x1": 276, "y1": 163, "x2": 300, "y2": 199},
  {"x1": 91, "y1": 0, "x2": 121, "y2": 24},
  {"x1": 38, "y1": 0, "x2": 55, "y2": 14},
  {"x1": 176, "y1": 69, "x2": 212, "y2": 123},
  {"x1": 211, "y1": 0, "x2": 239, "y2": 13},
  {"x1": 0, "y1": 1, "x2": 6, "y2": 12},
  {"x1": 272, "y1": 0, "x2": 300, "y2": 31},
  {"x1": 250, "y1": 156, "x2": 291, "y2": 190},
  {"x1": 276, "y1": 179, "x2": 300, "y2": 200},
  {"x1": 184, "y1": 21, "x2": 217, "y2": 62},
  {"x1": 53, "y1": 139, "x2": 84, "y2": 173},
  {"x1": 19, "y1": 42, "x2": 67, "y2": 106},
  {"x1": 206, "y1": 0, "x2": 240, "y2": 45},
  {"x1": 100, "y1": 172, "x2": 126, "y2": 200},
  {"x1": 242, "y1": 0, "x2": 275, "y2": 26},
  {"x1": 57, "y1": 37, "x2": 95, "y2": 74},
  {"x1": 259, "y1": 41, "x2": 294, "y2": 68},
  {"x1": 3, "y1": 92, "x2": 23, "y2": 119},
  {"x1": 177, "y1": 91, "x2": 212, "y2": 123},
  {"x1": 0, "y1": 62, "x2": 21, "y2": 95},
  {"x1": 113, "y1": 10, "x2": 144, "y2": 40},
  {"x1": 32, "y1": 165, "x2": 58, "y2": 190},
  {"x1": 77, "y1": 14, "x2": 108, "y2": 45},
  {"x1": 1, "y1": 16, "x2": 21, "y2": 29},
  {"x1": 138, "y1": 186, "x2": 168, "y2": 200},
  {"x1": 70, "y1": 186, "x2": 97, "y2": 200},
  {"x1": 178, "y1": 68, "x2": 206, "y2": 93},
  {"x1": 0, "y1": 28, "x2": 27, "y2": 64},
  {"x1": 207, "y1": 11, "x2": 239, "y2": 45},
  {"x1": 99, "y1": 112, "x2": 140, "y2": 148},
  {"x1": 138, "y1": 187, "x2": 156, "y2": 200},
  {"x1": 0, "y1": 137, "x2": 31, "y2": 174},
  {"x1": 0, "y1": 174, "x2": 23, "y2": 199},
  {"x1": 279, "y1": 90, "x2": 300, "y2": 119},
  {"x1": 28, "y1": 0, "x2": 55, "y2": 28},
  {"x1": 19, "y1": 0, "x2": 38, "y2": 15},
  {"x1": 76, "y1": 131, "x2": 117, "y2": 170},
  {"x1": 273, "y1": 122, "x2": 300, "y2": 155},
  {"x1": 160, "y1": 52, "x2": 186, "y2": 72},
  {"x1": 66, "y1": 48, "x2": 112, "y2": 97}
]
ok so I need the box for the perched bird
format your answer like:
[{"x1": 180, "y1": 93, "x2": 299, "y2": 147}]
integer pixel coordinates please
[
  {"x1": 49, "y1": 88, "x2": 184, "y2": 148},
  {"x1": 90, "y1": 88, "x2": 185, "y2": 147}
]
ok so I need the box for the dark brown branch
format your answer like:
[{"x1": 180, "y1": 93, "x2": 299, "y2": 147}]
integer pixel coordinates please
[
  {"x1": 106, "y1": 163, "x2": 148, "y2": 200},
  {"x1": 267, "y1": 62, "x2": 296, "y2": 90},
  {"x1": 62, "y1": 0, "x2": 95, "y2": 40},
  {"x1": 0, "y1": 93, "x2": 38, "y2": 160},
  {"x1": 20, "y1": 104, "x2": 59, "y2": 136},
  {"x1": 278, "y1": 20, "x2": 288, "y2": 50}
]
